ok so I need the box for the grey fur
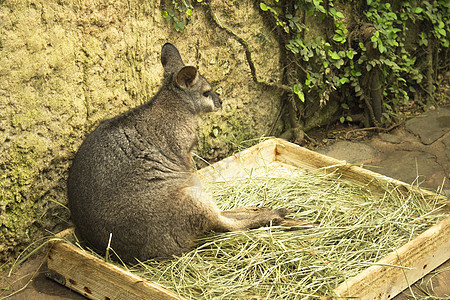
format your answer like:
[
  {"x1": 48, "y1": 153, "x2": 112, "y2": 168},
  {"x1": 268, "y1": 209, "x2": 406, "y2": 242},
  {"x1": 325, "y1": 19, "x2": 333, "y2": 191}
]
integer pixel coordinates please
[{"x1": 67, "y1": 43, "x2": 287, "y2": 263}]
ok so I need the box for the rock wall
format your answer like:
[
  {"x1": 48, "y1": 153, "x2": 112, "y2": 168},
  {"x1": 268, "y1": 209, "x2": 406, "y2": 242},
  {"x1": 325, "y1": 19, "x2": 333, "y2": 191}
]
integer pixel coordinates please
[{"x1": 0, "y1": 0, "x2": 282, "y2": 263}]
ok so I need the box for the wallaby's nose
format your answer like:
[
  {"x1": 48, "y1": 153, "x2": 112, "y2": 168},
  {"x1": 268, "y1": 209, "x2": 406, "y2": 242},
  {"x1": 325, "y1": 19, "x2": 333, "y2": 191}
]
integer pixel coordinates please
[{"x1": 214, "y1": 94, "x2": 222, "y2": 109}]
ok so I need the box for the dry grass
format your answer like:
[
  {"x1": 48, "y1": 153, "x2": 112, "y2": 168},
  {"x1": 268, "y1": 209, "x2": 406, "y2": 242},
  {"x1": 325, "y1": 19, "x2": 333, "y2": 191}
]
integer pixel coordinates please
[{"x1": 126, "y1": 166, "x2": 448, "y2": 299}]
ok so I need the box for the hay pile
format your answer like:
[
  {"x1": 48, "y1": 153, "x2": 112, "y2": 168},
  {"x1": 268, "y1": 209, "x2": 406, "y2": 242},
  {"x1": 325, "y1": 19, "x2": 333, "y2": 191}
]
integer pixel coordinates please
[{"x1": 127, "y1": 166, "x2": 447, "y2": 299}]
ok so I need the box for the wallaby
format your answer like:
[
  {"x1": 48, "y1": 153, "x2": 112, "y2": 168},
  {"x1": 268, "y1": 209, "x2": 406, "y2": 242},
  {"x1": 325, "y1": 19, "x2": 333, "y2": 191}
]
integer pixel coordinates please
[{"x1": 67, "y1": 43, "x2": 288, "y2": 263}]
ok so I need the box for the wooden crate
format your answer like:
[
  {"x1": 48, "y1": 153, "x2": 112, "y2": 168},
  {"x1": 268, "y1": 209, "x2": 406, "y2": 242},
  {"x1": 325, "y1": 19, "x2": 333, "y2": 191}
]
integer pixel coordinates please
[{"x1": 47, "y1": 138, "x2": 450, "y2": 300}]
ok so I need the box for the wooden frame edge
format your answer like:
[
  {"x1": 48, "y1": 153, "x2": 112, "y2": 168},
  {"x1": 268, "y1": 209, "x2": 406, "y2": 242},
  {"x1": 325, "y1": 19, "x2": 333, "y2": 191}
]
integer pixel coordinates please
[
  {"x1": 46, "y1": 138, "x2": 448, "y2": 299},
  {"x1": 273, "y1": 138, "x2": 446, "y2": 200},
  {"x1": 197, "y1": 138, "x2": 277, "y2": 183},
  {"x1": 268, "y1": 138, "x2": 448, "y2": 299},
  {"x1": 334, "y1": 216, "x2": 450, "y2": 299},
  {"x1": 47, "y1": 240, "x2": 184, "y2": 300}
]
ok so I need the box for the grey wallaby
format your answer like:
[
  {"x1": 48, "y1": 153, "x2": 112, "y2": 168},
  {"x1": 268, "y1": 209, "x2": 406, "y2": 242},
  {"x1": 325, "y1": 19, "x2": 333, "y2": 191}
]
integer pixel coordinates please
[{"x1": 67, "y1": 43, "x2": 288, "y2": 263}]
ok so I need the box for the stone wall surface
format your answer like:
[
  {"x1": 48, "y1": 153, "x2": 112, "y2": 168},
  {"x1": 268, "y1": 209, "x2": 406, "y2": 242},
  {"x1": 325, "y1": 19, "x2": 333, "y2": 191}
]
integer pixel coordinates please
[{"x1": 0, "y1": 0, "x2": 282, "y2": 263}]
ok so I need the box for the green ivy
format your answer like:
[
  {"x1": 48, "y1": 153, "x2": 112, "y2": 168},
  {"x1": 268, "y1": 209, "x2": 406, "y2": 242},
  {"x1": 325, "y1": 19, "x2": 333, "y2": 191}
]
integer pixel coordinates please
[
  {"x1": 260, "y1": 0, "x2": 449, "y2": 125},
  {"x1": 161, "y1": 0, "x2": 202, "y2": 32},
  {"x1": 281, "y1": 0, "x2": 358, "y2": 119},
  {"x1": 161, "y1": 0, "x2": 449, "y2": 127}
]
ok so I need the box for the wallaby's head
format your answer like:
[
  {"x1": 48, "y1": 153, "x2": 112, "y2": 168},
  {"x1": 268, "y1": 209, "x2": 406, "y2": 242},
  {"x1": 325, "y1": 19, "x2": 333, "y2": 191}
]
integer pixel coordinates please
[{"x1": 161, "y1": 43, "x2": 222, "y2": 114}]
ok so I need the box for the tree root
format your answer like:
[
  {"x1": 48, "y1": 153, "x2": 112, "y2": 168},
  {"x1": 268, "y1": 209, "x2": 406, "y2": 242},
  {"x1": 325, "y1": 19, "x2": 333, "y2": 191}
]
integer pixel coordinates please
[{"x1": 206, "y1": 6, "x2": 291, "y2": 93}]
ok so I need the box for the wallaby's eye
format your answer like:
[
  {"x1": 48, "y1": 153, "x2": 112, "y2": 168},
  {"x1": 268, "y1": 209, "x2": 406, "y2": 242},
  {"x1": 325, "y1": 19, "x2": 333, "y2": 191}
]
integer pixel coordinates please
[{"x1": 203, "y1": 91, "x2": 211, "y2": 97}]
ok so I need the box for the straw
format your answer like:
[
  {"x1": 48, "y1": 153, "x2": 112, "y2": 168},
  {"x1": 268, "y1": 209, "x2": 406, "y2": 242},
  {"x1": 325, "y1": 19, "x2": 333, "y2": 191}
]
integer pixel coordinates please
[{"x1": 126, "y1": 166, "x2": 448, "y2": 299}]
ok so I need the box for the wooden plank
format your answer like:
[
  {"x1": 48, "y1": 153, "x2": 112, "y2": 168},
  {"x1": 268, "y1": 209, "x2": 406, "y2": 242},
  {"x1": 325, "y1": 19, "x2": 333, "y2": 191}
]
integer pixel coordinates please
[
  {"x1": 197, "y1": 138, "x2": 277, "y2": 183},
  {"x1": 334, "y1": 216, "x2": 450, "y2": 299},
  {"x1": 273, "y1": 138, "x2": 445, "y2": 199},
  {"x1": 47, "y1": 240, "x2": 184, "y2": 300}
]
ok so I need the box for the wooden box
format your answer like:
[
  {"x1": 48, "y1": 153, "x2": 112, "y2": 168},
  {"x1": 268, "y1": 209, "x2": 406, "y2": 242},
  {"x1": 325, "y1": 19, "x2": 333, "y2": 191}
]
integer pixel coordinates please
[{"x1": 47, "y1": 138, "x2": 450, "y2": 299}]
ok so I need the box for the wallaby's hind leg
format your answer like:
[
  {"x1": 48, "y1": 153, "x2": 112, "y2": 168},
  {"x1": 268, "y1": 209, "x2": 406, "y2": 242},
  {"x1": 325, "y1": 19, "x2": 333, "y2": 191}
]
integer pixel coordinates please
[
  {"x1": 214, "y1": 207, "x2": 289, "y2": 232},
  {"x1": 221, "y1": 207, "x2": 289, "y2": 221},
  {"x1": 187, "y1": 182, "x2": 290, "y2": 233}
]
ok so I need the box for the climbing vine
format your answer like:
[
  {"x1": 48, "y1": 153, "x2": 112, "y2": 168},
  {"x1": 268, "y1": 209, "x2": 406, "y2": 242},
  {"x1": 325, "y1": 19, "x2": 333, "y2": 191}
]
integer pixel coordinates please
[
  {"x1": 160, "y1": 0, "x2": 202, "y2": 32},
  {"x1": 161, "y1": 0, "x2": 449, "y2": 140},
  {"x1": 264, "y1": 0, "x2": 449, "y2": 128}
]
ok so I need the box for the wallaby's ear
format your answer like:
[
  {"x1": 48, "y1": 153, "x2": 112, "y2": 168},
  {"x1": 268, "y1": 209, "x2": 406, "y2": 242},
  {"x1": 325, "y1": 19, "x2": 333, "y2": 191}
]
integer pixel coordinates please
[
  {"x1": 176, "y1": 66, "x2": 198, "y2": 89},
  {"x1": 161, "y1": 43, "x2": 184, "y2": 74}
]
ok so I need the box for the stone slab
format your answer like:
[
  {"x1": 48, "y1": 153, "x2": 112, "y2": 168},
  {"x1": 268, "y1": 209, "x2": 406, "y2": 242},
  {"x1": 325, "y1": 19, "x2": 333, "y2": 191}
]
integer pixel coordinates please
[
  {"x1": 405, "y1": 106, "x2": 450, "y2": 145},
  {"x1": 365, "y1": 150, "x2": 444, "y2": 188},
  {"x1": 443, "y1": 135, "x2": 450, "y2": 163},
  {"x1": 316, "y1": 141, "x2": 376, "y2": 164},
  {"x1": 378, "y1": 133, "x2": 402, "y2": 144}
]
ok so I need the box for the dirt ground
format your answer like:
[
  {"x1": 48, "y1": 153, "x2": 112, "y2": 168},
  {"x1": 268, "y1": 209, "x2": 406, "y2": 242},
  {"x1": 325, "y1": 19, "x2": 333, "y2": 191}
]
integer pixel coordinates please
[{"x1": 1, "y1": 105, "x2": 449, "y2": 299}]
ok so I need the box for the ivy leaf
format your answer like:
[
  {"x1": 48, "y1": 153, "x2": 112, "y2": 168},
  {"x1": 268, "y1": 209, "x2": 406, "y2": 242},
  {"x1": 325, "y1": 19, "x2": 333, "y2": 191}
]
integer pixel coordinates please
[
  {"x1": 359, "y1": 42, "x2": 366, "y2": 51},
  {"x1": 340, "y1": 116, "x2": 345, "y2": 123},
  {"x1": 336, "y1": 12, "x2": 344, "y2": 19},
  {"x1": 293, "y1": 84, "x2": 305, "y2": 102},
  {"x1": 329, "y1": 51, "x2": 340, "y2": 60},
  {"x1": 317, "y1": 6, "x2": 326, "y2": 14},
  {"x1": 298, "y1": 91, "x2": 305, "y2": 102},
  {"x1": 378, "y1": 42, "x2": 387, "y2": 53},
  {"x1": 329, "y1": 7, "x2": 337, "y2": 16},
  {"x1": 387, "y1": 12, "x2": 397, "y2": 20},
  {"x1": 351, "y1": 69, "x2": 362, "y2": 77},
  {"x1": 174, "y1": 20, "x2": 185, "y2": 32},
  {"x1": 346, "y1": 50, "x2": 354, "y2": 59},
  {"x1": 334, "y1": 59, "x2": 344, "y2": 69},
  {"x1": 333, "y1": 34, "x2": 345, "y2": 43},
  {"x1": 313, "y1": 0, "x2": 322, "y2": 7},
  {"x1": 435, "y1": 26, "x2": 446, "y2": 37},
  {"x1": 161, "y1": 10, "x2": 169, "y2": 19},
  {"x1": 339, "y1": 77, "x2": 350, "y2": 85},
  {"x1": 286, "y1": 44, "x2": 299, "y2": 54}
]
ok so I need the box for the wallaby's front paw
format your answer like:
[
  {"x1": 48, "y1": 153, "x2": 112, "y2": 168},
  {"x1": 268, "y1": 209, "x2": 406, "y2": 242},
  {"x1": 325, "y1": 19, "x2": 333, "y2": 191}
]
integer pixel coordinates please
[
  {"x1": 219, "y1": 206, "x2": 292, "y2": 229},
  {"x1": 279, "y1": 218, "x2": 317, "y2": 230},
  {"x1": 274, "y1": 208, "x2": 290, "y2": 218},
  {"x1": 268, "y1": 208, "x2": 290, "y2": 225}
]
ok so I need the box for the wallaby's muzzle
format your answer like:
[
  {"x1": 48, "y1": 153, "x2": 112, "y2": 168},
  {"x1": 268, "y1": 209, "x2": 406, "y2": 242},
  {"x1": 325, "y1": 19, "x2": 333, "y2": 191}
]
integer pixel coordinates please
[{"x1": 213, "y1": 92, "x2": 222, "y2": 110}]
